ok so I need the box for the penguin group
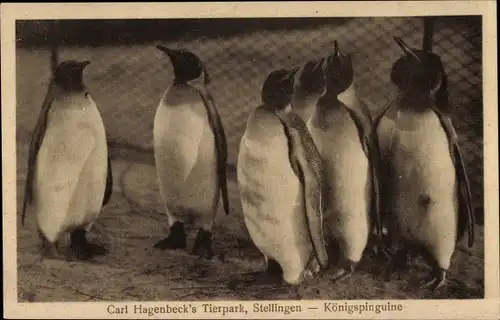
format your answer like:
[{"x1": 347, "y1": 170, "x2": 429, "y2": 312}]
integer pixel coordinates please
[{"x1": 21, "y1": 36, "x2": 475, "y2": 292}]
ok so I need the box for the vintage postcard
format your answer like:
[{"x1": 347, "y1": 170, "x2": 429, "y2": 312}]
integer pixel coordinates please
[{"x1": 2, "y1": 1, "x2": 498, "y2": 319}]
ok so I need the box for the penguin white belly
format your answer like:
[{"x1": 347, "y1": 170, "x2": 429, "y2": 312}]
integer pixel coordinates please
[
  {"x1": 238, "y1": 132, "x2": 313, "y2": 285},
  {"x1": 389, "y1": 111, "x2": 458, "y2": 267},
  {"x1": 308, "y1": 109, "x2": 370, "y2": 262},
  {"x1": 154, "y1": 99, "x2": 218, "y2": 219},
  {"x1": 34, "y1": 98, "x2": 107, "y2": 242}
]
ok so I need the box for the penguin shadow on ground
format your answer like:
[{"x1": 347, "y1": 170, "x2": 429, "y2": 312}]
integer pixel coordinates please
[
  {"x1": 18, "y1": 217, "x2": 110, "y2": 267},
  {"x1": 224, "y1": 261, "x2": 306, "y2": 300},
  {"x1": 210, "y1": 229, "x2": 305, "y2": 300},
  {"x1": 220, "y1": 236, "x2": 387, "y2": 300},
  {"x1": 367, "y1": 238, "x2": 485, "y2": 300}
]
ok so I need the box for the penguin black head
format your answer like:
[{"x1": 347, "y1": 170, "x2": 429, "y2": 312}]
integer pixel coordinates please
[
  {"x1": 53, "y1": 60, "x2": 90, "y2": 91},
  {"x1": 322, "y1": 40, "x2": 354, "y2": 96},
  {"x1": 157, "y1": 45, "x2": 208, "y2": 84},
  {"x1": 261, "y1": 68, "x2": 298, "y2": 110},
  {"x1": 294, "y1": 58, "x2": 326, "y2": 97},
  {"x1": 391, "y1": 36, "x2": 449, "y2": 110}
]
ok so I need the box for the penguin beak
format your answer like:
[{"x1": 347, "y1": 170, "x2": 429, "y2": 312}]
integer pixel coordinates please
[
  {"x1": 333, "y1": 40, "x2": 340, "y2": 57},
  {"x1": 156, "y1": 45, "x2": 170, "y2": 53},
  {"x1": 312, "y1": 58, "x2": 324, "y2": 72},
  {"x1": 282, "y1": 67, "x2": 299, "y2": 82},
  {"x1": 156, "y1": 45, "x2": 177, "y2": 59},
  {"x1": 290, "y1": 66, "x2": 300, "y2": 78},
  {"x1": 393, "y1": 36, "x2": 422, "y2": 63}
]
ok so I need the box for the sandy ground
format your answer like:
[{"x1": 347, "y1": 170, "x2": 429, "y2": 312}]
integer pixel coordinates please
[{"x1": 15, "y1": 18, "x2": 484, "y2": 302}]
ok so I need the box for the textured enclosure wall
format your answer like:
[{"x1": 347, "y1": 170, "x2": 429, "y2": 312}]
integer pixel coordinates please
[{"x1": 16, "y1": 16, "x2": 483, "y2": 208}]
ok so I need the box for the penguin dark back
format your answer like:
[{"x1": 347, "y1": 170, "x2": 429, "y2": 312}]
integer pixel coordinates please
[
  {"x1": 322, "y1": 41, "x2": 354, "y2": 96},
  {"x1": 261, "y1": 68, "x2": 296, "y2": 110},
  {"x1": 53, "y1": 60, "x2": 91, "y2": 91},
  {"x1": 391, "y1": 37, "x2": 449, "y2": 111},
  {"x1": 157, "y1": 45, "x2": 204, "y2": 84}
]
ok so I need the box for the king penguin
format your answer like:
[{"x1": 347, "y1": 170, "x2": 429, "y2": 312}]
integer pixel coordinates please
[
  {"x1": 373, "y1": 37, "x2": 475, "y2": 291},
  {"x1": 237, "y1": 68, "x2": 329, "y2": 285},
  {"x1": 329, "y1": 41, "x2": 388, "y2": 255},
  {"x1": 21, "y1": 60, "x2": 113, "y2": 261},
  {"x1": 306, "y1": 42, "x2": 382, "y2": 281},
  {"x1": 153, "y1": 46, "x2": 230, "y2": 259}
]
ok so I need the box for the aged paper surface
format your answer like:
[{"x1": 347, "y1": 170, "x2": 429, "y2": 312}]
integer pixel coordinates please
[{"x1": 2, "y1": 1, "x2": 498, "y2": 319}]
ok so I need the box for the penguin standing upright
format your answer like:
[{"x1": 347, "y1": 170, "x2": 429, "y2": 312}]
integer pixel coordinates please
[
  {"x1": 153, "y1": 46, "x2": 229, "y2": 259},
  {"x1": 329, "y1": 41, "x2": 388, "y2": 252},
  {"x1": 21, "y1": 60, "x2": 113, "y2": 260},
  {"x1": 238, "y1": 68, "x2": 329, "y2": 285},
  {"x1": 306, "y1": 42, "x2": 382, "y2": 281},
  {"x1": 374, "y1": 37, "x2": 474, "y2": 291}
]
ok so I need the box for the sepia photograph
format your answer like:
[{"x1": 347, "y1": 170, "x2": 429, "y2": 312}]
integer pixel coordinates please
[{"x1": 2, "y1": 2, "x2": 499, "y2": 319}]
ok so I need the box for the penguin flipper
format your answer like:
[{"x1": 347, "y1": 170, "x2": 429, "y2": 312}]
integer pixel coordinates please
[
  {"x1": 371, "y1": 103, "x2": 400, "y2": 242},
  {"x1": 365, "y1": 136, "x2": 382, "y2": 241},
  {"x1": 275, "y1": 111, "x2": 329, "y2": 270},
  {"x1": 101, "y1": 155, "x2": 113, "y2": 207},
  {"x1": 434, "y1": 111, "x2": 475, "y2": 248},
  {"x1": 199, "y1": 92, "x2": 230, "y2": 216},
  {"x1": 358, "y1": 99, "x2": 374, "y2": 126},
  {"x1": 343, "y1": 105, "x2": 383, "y2": 240},
  {"x1": 21, "y1": 83, "x2": 59, "y2": 227}
]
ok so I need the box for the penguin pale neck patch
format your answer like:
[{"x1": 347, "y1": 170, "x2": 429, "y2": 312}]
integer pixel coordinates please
[
  {"x1": 291, "y1": 95, "x2": 320, "y2": 123},
  {"x1": 317, "y1": 91, "x2": 343, "y2": 109},
  {"x1": 184, "y1": 69, "x2": 210, "y2": 94}
]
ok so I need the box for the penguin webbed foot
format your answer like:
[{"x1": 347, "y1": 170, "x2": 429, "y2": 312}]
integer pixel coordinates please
[
  {"x1": 227, "y1": 259, "x2": 284, "y2": 290},
  {"x1": 39, "y1": 240, "x2": 60, "y2": 261},
  {"x1": 421, "y1": 268, "x2": 447, "y2": 292},
  {"x1": 330, "y1": 259, "x2": 357, "y2": 282},
  {"x1": 192, "y1": 228, "x2": 214, "y2": 260},
  {"x1": 370, "y1": 241, "x2": 394, "y2": 261},
  {"x1": 37, "y1": 230, "x2": 60, "y2": 260},
  {"x1": 70, "y1": 229, "x2": 108, "y2": 260},
  {"x1": 379, "y1": 246, "x2": 394, "y2": 261},
  {"x1": 154, "y1": 221, "x2": 187, "y2": 250},
  {"x1": 384, "y1": 248, "x2": 408, "y2": 281}
]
